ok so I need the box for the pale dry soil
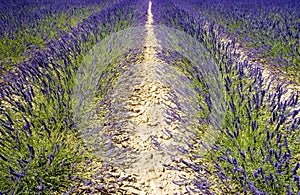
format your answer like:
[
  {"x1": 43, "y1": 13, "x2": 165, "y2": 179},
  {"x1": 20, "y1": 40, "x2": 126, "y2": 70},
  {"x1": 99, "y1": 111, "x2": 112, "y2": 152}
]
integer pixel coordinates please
[
  {"x1": 103, "y1": 1, "x2": 195, "y2": 194},
  {"x1": 75, "y1": 1, "x2": 196, "y2": 194},
  {"x1": 71, "y1": 1, "x2": 299, "y2": 194}
]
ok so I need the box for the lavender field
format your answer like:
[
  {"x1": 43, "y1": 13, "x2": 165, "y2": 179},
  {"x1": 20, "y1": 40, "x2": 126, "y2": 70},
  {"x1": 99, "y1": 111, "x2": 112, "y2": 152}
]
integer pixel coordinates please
[{"x1": 0, "y1": 0, "x2": 299, "y2": 194}]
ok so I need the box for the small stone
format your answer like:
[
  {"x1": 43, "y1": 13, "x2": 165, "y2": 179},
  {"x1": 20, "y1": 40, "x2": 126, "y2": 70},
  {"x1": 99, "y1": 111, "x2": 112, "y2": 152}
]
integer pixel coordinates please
[
  {"x1": 162, "y1": 180, "x2": 168, "y2": 187},
  {"x1": 161, "y1": 96, "x2": 169, "y2": 101},
  {"x1": 122, "y1": 142, "x2": 129, "y2": 148},
  {"x1": 107, "y1": 184, "x2": 114, "y2": 189},
  {"x1": 163, "y1": 135, "x2": 171, "y2": 140},
  {"x1": 128, "y1": 101, "x2": 140, "y2": 106},
  {"x1": 132, "y1": 107, "x2": 144, "y2": 114},
  {"x1": 150, "y1": 86, "x2": 158, "y2": 92}
]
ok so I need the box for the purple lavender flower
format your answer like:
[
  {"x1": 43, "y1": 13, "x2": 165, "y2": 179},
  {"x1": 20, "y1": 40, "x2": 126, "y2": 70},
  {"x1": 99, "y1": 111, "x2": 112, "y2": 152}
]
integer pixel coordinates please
[
  {"x1": 47, "y1": 153, "x2": 54, "y2": 167},
  {"x1": 251, "y1": 120, "x2": 257, "y2": 131},
  {"x1": 27, "y1": 144, "x2": 35, "y2": 160},
  {"x1": 276, "y1": 133, "x2": 282, "y2": 143},
  {"x1": 284, "y1": 136, "x2": 289, "y2": 150},
  {"x1": 239, "y1": 150, "x2": 246, "y2": 161},
  {"x1": 38, "y1": 177, "x2": 45, "y2": 191},
  {"x1": 292, "y1": 163, "x2": 300, "y2": 176}
]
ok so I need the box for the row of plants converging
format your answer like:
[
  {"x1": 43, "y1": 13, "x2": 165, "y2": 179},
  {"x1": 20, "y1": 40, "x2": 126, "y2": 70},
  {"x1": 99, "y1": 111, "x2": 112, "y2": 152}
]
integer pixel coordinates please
[
  {"x1": 151, "y1": 0, "x2": 299, "y2": 194},
  {"x1": 0, "y1": 0, "x2": 112, "y2": 70},
  {"x1": 174, "y1": 0, "x2": 300, "y2": 82},
  {"x1": 0, "y1": 0, "x2": 148, "y2": 193},
  {"x1": 0, "y1": 0, "x2": 299, "y2": 194}
]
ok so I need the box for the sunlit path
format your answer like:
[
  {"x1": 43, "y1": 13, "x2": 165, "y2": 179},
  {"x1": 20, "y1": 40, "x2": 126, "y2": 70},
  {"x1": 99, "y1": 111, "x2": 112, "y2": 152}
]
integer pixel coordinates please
[
  {"x1": 2, "y1": 0, "x2": 299, "y2": 194},
  {"x1": 113, "y1": 1, "x2": 193, "y2": 194}
]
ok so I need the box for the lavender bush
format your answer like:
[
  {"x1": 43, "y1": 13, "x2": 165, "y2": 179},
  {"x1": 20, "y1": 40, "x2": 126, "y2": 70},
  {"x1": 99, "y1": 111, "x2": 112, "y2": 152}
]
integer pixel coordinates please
[
  {"x1": 0, "y1": 0, "x2": 147, "y2": 193},
  {"x1": 151, "y1": 0, "x2": 300, "y2": 193},
  {"x1": 1, "y1": 0, "x2": 299, "y2": 194}
]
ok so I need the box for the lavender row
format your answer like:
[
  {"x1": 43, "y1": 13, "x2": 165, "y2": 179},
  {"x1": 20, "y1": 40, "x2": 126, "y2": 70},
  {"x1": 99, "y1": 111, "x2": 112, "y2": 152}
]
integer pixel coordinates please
[
  {"x1": 151, "y1": 0, "x2": 299, "y2": 194},
  {"x1": 0, "y1": 0, "x2": 115, "y2": 38},
  {"x1": 0, "y1": 0, "x2": 147, "y2": 193},
  {"x1": 171, "y1": 0, "x2": 300, "y2": 81},
  {"x1": 0, "y1": 0, "x2": 108, "y2": 68}
]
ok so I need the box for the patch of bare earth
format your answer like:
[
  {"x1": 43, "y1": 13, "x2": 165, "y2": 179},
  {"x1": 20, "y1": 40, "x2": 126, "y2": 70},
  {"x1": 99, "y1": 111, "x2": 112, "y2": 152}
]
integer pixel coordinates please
[{"x1": 107, "y1": 1, "x2": 195, "y2": 194}]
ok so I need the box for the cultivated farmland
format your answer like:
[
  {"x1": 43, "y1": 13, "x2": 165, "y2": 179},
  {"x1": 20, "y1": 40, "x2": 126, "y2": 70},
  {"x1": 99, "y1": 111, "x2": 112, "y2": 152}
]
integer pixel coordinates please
[{"x1": 0, "y1": 0, "x2": 299, "y2": 194}]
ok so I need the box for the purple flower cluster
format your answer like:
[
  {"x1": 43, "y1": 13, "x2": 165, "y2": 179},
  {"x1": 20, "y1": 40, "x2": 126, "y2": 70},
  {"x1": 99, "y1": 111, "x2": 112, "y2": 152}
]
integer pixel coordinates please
[
  {"x1": 0, "y1": 0, "x2": 148, "y2": 193},
  {"x1": 178, "y1": 0, "x2": 299, "y2": 80},
  {"x1": 0, "y1": 0, "x2": 114, "y2": 68},
  {"x1": 1, "y1": 0, "x2": 298, "y2": 194},
  {"x1": 151, "y1": 0, "x2": 300, "y2": 194}
]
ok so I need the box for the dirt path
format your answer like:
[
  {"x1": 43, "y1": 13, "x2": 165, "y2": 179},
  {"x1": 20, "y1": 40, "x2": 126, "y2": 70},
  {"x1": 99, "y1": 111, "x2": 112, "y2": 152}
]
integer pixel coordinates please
[
  {"x1": 109, "y1": 1, "x2": 193, "y2": 194},
  {"x1": 73, "y1": 1, "x2": 204, "y2": 194}
]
